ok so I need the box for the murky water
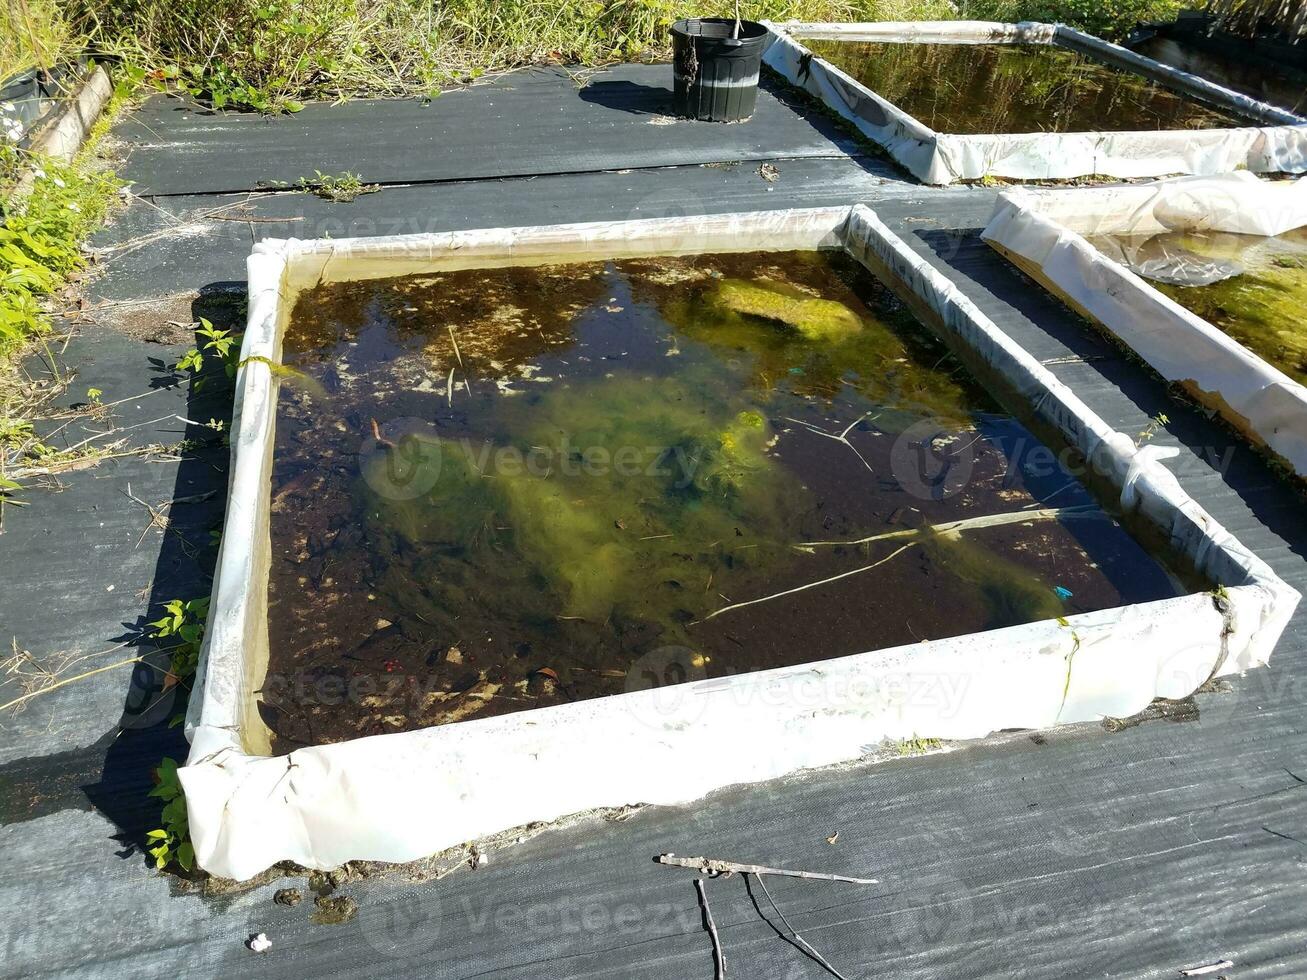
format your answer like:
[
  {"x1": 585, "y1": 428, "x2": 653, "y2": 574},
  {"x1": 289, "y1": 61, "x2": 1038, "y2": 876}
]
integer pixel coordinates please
[
  {"x1": 1090, "y1": 228, "x2": 1307, "y2": 385},
  {"x1": 799, "y1": 39, "x2": 1245, "y2": 134},
  {"x1": 1132, "y1": 36, "x2": 1307, "y2": 116},
  {"x1": 262, "y1": 250, "x2": 1181, "y2": 750}
]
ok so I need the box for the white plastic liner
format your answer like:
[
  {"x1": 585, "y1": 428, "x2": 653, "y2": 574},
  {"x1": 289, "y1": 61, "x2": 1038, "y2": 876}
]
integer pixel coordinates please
[
  {"x1": 761, "y1": 21, "x2": 1307, "y2": 184},
  {"x1": 981, "y1": 173, "x2": 1307, "y2": 477},
  {"x1": 180, "y1": 206, "x2": 1299, "y2": 880}
]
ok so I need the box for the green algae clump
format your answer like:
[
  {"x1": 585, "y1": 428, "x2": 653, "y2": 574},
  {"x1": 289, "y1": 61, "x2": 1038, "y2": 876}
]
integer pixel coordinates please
[
  {"x1": 646, "y1": 263, "x2": 978, "y2": 425},
  {"x1": 714, "y1": 278, "x2": 864, "y2": 341},
  {"x1": 363, "y1": 374, "x2": 798, "y2": 626}
]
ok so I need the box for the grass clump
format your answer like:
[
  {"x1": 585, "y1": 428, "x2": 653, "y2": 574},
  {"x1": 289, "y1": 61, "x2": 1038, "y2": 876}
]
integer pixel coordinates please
[
  {"x1": 0, "y1": 0, "x2": 75, "y2": 81},
  {"x1": 13, "y1": 0, "x2": 1181, "y2": 115}
]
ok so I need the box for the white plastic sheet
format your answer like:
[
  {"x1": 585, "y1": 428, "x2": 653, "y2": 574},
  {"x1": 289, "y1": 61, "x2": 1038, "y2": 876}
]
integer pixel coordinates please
[
  {"x1": 761, "y1": 21, "x2": 1307, "y2": 184},
  {"x1": 982, "y1": 173, "x2": 1307, "y2": 476},
  {"x1": 180, "y1": 207, "x2": 1299, "y2": 880}
]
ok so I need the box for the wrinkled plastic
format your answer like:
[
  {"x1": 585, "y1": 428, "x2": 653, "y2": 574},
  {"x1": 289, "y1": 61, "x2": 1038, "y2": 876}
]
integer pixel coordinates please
[
  {"x1": 180, "y1": 206, "x2": 1299, "y2": 881},
  {"x1": 982, "y1": 173, "x2": 1307, "y2": 477},
  {"x1": 762, "y1": 21, "x2": 1307, "y2": 184}
]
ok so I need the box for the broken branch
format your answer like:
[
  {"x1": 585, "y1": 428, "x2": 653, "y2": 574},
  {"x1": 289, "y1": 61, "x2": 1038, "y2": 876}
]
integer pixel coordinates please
[{"x1": 657, "y1": 854, "x2": 878, "y2": 885}]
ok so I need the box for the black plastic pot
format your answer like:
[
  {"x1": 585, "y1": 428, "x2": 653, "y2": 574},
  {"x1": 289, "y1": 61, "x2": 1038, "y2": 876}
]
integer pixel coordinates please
[{"x1": 670, "y1": 18, "x2": 768, "y2": 122}]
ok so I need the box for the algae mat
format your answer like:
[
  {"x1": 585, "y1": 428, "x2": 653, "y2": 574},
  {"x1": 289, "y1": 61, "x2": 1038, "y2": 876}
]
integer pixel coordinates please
[
  {"x1": 261, "y1": 249, "x2": 1180, "y2": 750},
  {"x1": 799, "y1": 39, "x2": 1245, "y2": 135},
  {"x1": 1091, "y1": 227, "x2": 1307, "y2": 386}
]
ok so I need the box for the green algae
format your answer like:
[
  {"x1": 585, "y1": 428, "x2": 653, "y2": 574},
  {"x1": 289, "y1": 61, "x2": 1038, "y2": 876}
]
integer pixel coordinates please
[
  {"x1": 921, "y1": 530, "x2": 1064, "y2": 629},
  {"x1": 1097, "y1": 228, "x2": 1307, "y2": 385},
  {"x1": 363, "y1": 374, "x2": 797, "y2": 626},
  {"x1": 800, "y1": 39, "x2": 1244, "y2": 135},
  {"x1": 635, "y1": 254, "x2": 978, "y2": 426},
  {"x1": 714, "y1": 278, "x2": 864, "y2": 341}
]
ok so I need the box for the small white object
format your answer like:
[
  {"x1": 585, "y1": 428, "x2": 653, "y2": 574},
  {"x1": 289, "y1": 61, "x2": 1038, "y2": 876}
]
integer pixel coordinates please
[
  {"x1": 247, "y1": 933, "x2": 272, "y2": 953},
  {"x1": 1180, "y1": 961, "x2": 1233, "y2": 977}
]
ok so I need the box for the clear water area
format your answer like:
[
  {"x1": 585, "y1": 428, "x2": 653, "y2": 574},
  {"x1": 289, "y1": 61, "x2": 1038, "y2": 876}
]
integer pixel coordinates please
[
  {"x1": 263, "y1": 250, "x2": 1181, "y2": 751},
  {"x1": 798, "y1": 39, "x2": 1245, "y2": 134},
  {"x1": 1132, "y1": 36, "x2": 1307, "y2": 116},
  {"x1": 1090, "y1": 227, "x2": 1307, "y2": 385}
]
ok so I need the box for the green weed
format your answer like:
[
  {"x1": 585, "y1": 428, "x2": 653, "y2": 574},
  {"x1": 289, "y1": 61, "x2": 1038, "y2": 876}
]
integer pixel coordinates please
[
  {"x1": 0, "y1": 161, "x2": 120, "y2": 353},
  {"x1": 148, "y1": 595, "x2": 210, "y2": 684},
  {"x1": 298, "y1": 170, "x2": 380, "y2": 203},
  {"x1": 146, "y1": 757, "x2": 194, "y2": 872},
  {"x1": 173, "y1": 318, "x2": 242, "y2": 391}
]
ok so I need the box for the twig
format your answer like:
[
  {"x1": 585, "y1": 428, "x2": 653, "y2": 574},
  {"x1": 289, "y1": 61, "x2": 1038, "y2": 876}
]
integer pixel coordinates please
[
  {"x1": 783, "y1": 412, "x2": 879, "y2": 475},
  {"x1": 798, "y1": 504, "x2": 1104, "y2": 549},
  {"x1": 0, "y1": 656, "x2": 145, "y2": 713},
  {"x1": 696, "y1": 544, "x2": 914, "y2": 623},
  {"x1": 206, "y1": 212, "x2": 304, "y2": 224},
  {"x1": 657, "y1": 854, "x2": 878, "y2": 885},
  {"x1": 753, "y1": 873, "x2": 852, "y2": 980},
  {"x1": 696, "y1": 879, "x2": 726, "y2": 980}
]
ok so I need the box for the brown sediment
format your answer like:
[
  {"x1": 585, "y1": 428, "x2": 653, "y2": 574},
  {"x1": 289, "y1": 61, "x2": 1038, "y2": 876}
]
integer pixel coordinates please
[
  {"x1": 261, "y1": 250, "x2": 1182, "y2": 752},
  {"x1": 800, "y1": 39, "x2": 1246, "y2": 135}
]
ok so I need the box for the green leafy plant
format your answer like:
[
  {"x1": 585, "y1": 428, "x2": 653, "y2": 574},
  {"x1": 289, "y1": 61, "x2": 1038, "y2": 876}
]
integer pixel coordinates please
[
  {"x1": 146, "y1": 757, "x2": 194, "y2": 872},
  {"x1": 297, "y1": 170, "x2": 380, "y2": 202},
  {"x1": 1135, "y1": 411, "x2": 1170, "y2": 446},
  {"x1": 173, "y1": 318, "x2": 242, "y2": 389},
  {"x1": 148, "y1": 595, "x2": 210, "y2": 683},
  {"x1": 0, "y1": 158, "x2": 121, "y2": 354}
]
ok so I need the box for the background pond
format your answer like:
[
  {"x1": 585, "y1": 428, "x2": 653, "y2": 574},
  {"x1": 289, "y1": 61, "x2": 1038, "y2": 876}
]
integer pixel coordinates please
[{"x1": 798, "y1": 39, "x2": 1245, "y2": 135}]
